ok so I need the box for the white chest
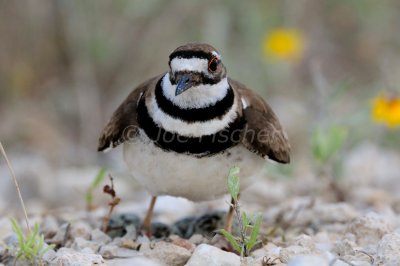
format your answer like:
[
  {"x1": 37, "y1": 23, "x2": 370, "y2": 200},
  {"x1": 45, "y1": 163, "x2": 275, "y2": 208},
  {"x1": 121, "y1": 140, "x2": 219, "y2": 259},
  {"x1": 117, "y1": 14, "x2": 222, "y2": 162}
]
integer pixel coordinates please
[{"x1": 123, "y1": 134, "x2": 265, "y2": 202}]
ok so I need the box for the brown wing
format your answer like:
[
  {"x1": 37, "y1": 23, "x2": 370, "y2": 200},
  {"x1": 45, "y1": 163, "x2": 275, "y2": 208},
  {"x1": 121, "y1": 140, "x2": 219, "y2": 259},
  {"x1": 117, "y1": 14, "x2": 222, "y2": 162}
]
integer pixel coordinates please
[
  {"x1": 230, "y1": 78, "x2": 291, "y2": 164},
  {"x1": 97, "y1": 75, "x2": 161, "y2": 152}
]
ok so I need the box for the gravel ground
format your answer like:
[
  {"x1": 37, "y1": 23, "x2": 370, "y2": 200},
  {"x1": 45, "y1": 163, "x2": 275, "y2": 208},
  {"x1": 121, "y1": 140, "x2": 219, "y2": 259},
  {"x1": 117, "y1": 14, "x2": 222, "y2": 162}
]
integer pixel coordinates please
[{"x1": 1, "y1": 142, "x2": 400, "y2": 266}]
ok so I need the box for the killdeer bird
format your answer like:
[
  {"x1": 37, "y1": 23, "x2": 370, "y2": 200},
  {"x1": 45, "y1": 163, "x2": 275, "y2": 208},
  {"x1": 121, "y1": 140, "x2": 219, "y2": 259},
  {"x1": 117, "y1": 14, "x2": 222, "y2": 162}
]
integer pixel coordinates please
[{"x1": 98, "y1": 43, "x2": 290, "y2": 234}]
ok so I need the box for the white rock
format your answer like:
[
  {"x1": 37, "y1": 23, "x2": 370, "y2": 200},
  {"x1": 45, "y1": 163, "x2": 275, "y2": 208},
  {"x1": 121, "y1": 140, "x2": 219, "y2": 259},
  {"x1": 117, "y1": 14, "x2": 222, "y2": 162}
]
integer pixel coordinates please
[
  {"x1": 48, "y1": 247, "x2": 105, "y2": 266},
  {"x1": 107, "y1": 256, "x2": 163, "y2": 266},
  {"x1": 185, "y1": 244, "x2": 240, "y2": 266},
  {"x1": 280, "y1": 245, "x2": 315, "y2": 263},
  {"x1": 188, "y1": 234, "x2": 205, "y2": 245},
  {"x1": 69, "y1": 221, "x2": 92, "y2": 240},
  {"x1": 347, "y1": 212, "x2": 392, "y2": 246},
  {"x1": 293, "y1": 234, "x2": 316, "y2": 251},
  {"x1": 251, "y1": 242, "x2": 281, "y2": 259},
  {"x1": 287, "y1": 255, "x2": 329, "y2": 266},
  {"x1": 49, "y1": 223, "x2": 70, "y2": 245},
  {"x1": 91, "y1": 228, "x2": 112, "y2": 244},
  {"x1": 121, "y1": 224, "x2": 137, "y2": 240},
  {"x1": 376, "y1": 232, "x2": 400, "y2": 266},
  {"x1": 72, "y1": 237, "x2": 100, "y2": 253},
  {"x1": 332, "y1": 239, "x2": 356, "y2": 257},
  {"x1": 41, "y1": 215, "x2": 59, "y2": 237},
  {"x1": 99, "y1": 244, "x2": 139, "y2": 259},
  {"x1": 141, "y1": 241, "x2": 191, "y2": 266},
  {"x1": 314, "y1": 203, "x2": 358, "y2": 223}
]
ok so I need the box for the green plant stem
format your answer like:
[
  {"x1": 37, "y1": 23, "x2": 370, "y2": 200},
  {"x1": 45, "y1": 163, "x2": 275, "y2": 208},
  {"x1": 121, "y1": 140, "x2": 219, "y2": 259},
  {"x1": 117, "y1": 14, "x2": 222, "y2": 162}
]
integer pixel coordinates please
[
  {"x1": 233, "y1": 199, "x2": 247, "y2": 257},
  {"x1": 0, "y1": 142, "x2": 31, "y2": 234}
]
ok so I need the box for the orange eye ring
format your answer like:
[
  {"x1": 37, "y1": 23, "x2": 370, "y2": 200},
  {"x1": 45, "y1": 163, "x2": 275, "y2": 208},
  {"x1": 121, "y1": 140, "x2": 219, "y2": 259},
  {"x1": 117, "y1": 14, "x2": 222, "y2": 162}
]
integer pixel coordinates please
[{"x1": 208, "y1": 57, "x2": 219, "y2": 72}]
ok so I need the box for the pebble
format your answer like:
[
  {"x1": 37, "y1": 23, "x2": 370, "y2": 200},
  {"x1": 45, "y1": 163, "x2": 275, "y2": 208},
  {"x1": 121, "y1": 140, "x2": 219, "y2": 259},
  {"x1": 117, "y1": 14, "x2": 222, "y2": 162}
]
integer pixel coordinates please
[
  {"x1": 188, "y1": 234, "x2": 205, "y2": 245},
  {"x1": 99, "y1": 244, "x2": 139, "y2": 259},
  {"x1": 140, "y1": 241, "x2": 191, "y2": 266},
  {"x1": 121, "y1": 224, "x2": 137, "y2": 240},
  {"x1": 48, "y1": 222, "x2": 70, "y2": 245},
  {"x1": 375, "y1": 232, "x2": 400, "y2": 266},
  {"x1": 185, "y1": 244, "x2": 240, "y2": 266},
  {"x1": 287, "y1": 255, "x2": 329, "y2": 266},
  {"x1": 279, "y1": 245, "x2": 315, "y2": 263},
  {"x1": 69, "y1": 221, "x2": 92, "y2": 240},
  {"x1": 47, "y1": 247, "x2": 105, "y2": 266},
  {"x1": 170, "y1": 234, "x2": 196, "y2": 252},
  {"x1": 41, "y1": 215, "x2": 59, "y2": 238},
  {"x1": 107, "y1": 256, "x2": 163, "y2": 266},
  {"x1": 91, "y1": 228, "x2": 112, "y2": 244},
  {"x1": 347, "y1": 212, "x2": 393, "y2": 247},
  {"x1": 72, "y1": 237, "x2": 101, "y2": 253}
]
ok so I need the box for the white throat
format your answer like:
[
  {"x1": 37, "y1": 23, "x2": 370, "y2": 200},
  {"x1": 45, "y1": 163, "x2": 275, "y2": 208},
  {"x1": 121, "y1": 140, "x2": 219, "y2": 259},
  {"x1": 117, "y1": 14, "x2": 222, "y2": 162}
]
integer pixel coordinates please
[{"x1": 161, "y1": 73, "x2": 229, "y2": 109}]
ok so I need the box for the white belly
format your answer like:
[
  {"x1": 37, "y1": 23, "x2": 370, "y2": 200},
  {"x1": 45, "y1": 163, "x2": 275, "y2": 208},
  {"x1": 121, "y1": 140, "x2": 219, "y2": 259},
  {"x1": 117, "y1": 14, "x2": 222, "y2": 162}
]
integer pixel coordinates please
[{"x1": 123, "y1": 134, "x2": 265, "y2": 202}]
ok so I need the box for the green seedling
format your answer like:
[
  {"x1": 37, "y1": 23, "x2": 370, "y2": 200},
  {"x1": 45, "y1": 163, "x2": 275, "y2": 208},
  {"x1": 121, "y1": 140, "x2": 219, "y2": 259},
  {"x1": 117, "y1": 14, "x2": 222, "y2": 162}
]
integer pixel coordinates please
[
  {"x1": 311, "y1": 125, "x2": 347, "y2": 164},
  {"x1": 219, "y1": 166, "x2": 263, "y2": 257},
  {"x1": 9, "y1": 219, "x2": 54, "y2": 264}
]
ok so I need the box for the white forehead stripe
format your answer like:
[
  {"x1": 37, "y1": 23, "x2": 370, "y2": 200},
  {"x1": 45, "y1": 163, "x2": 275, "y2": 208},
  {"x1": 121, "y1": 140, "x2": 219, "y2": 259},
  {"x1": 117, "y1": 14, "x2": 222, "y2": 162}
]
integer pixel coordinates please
[
  {"x1": 211, "y1": 51, "x2": 221, "y2": 59},
  {"x1": 170, "y1": 58, "x2": 208, "y2": 73}
]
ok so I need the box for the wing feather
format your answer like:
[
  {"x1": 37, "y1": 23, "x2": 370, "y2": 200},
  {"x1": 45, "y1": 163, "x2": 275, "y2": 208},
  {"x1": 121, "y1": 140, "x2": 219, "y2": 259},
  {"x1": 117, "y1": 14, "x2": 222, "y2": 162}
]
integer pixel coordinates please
[
  {"x1": 229, "y1": 78, "x2": 291, "y2": 163},
  {"x1": 97, "y1": 75, "x2": 161, "y2": 151}
]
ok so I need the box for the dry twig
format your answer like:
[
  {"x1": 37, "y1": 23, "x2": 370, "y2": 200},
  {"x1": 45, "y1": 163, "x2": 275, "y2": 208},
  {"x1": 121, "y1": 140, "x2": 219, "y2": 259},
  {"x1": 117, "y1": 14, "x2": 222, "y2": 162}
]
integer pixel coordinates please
[
  {"x1": 101, "y1": 175, "x2": 121, "y2": 232},
  {"x1": 0, "y1": 142, "x2": 31, "y2": 234}
]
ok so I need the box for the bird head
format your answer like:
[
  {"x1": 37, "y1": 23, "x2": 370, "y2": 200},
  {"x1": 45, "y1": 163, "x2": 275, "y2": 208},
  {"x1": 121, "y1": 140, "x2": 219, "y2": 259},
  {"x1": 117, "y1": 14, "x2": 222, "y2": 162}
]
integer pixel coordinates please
[{"x1": 168, "y1": 43, "x2": 227, "y2": 96}]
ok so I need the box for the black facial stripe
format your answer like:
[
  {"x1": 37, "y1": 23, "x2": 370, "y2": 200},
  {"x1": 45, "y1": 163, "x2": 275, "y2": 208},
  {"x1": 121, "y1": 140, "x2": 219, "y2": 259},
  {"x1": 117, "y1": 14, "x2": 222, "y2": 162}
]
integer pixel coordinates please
[
  {"x1": 137, "y1": 98, "x2": 245, "y2": 157},
  {"x1": 155, "y1": 78, "x2": 234, "y2": 123},
  {"x1": 170, "y1": 72, "x2": 223, "y2": 85},
  {"x1": 169, "y1": 50, "x2": 214, "y2": 61}
]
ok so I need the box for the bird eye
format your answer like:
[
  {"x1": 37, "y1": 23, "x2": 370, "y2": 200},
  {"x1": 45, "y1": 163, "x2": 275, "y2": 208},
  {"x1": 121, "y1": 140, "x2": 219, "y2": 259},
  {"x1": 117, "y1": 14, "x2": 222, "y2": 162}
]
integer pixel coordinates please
[{"x1": 208, "y1": 57, "x2": 219, "y2": 72}]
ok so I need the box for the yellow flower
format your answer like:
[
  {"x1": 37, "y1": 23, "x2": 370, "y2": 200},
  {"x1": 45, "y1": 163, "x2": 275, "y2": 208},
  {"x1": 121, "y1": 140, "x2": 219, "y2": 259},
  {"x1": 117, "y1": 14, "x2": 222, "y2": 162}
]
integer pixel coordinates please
[
  {"x1": 371, "y1": 94, "x2": 400, "y2": 128},
  {"x1": 262, "y1": 28, "x2": 304, "y2": 61}
]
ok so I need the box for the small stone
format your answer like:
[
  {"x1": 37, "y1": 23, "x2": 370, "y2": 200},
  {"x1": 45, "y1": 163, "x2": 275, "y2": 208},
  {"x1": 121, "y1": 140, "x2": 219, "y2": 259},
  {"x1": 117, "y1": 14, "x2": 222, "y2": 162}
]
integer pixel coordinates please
[
  {"x1": 120, "y1": 239, "x2": 140, "y2": 250},
  {"x1": 314, "y1": 203, "x2": 358, "y2": 224},
  {"x1": 72, "y1": 237, "x2": 100, "y2": 253},
  {"x1": 99, "y1": 244, "x2": 139, "y2": 259},
  {"x1": 41, "y1": 215, "x2": 59, "y2": 238},
  {"x1": 140, "y1": 241, "x2": 191, "y2": 266},
  {"x1": 191, "y1": 212, "x2": 226, "y2": 238},
  {"x1": 347, "y1": 212, "x2": 392, "y2": 247},
  {"x1": 188, "y1": 234, "x2": 205, "y2": 245},
  {"x1": 185, "y1": 244, "x2": 240, "y2": 266},
  {"x1": 107, "y1": 213, "x2": 141, "y2": 239},
  {"x1": 252, "y1": 242, "x2": 281, "y2": 259},
  {"x1": 332, "y1": 238, "x2": 357, "y2": 257},
  {"x1": 48, "y1": 223, "x2": 70, "y2": 245},
  {"x1": 121, "y1": 224, "x2": 137, "y2": 240},
  {"x1": 69, "y1": 221, "x2": 92, "y2": 240},
  {"x1": 280, "y1": 245, "x2": 314, "y2": 263},
  {"x1": 48, "y1": 247, "x2": 105, "y2": 266},
  {"x1": 287, "y1": 255, "x2": 329, "y2": 266},
  {"x1": 42, "y1": 248, "x2": 57, "y2": 263},
  {"x1": 107, "y1": 256, "x2": 163, "y2": 266},
  {"x1": 172, "y1": 216, "x2": 196, "y2": 238},
  {"x1": 91, "y1": 228, "x2": 112, "y2": 244},
  {"x1": 170, "y1": 235, "x2": 195, "y2": 252},
  {"x1": 376, "y1": 232, "x2": 400, "y2": 266},
  {"x1": 293, "y1": 234, "x2": 316, "y2": 251}
]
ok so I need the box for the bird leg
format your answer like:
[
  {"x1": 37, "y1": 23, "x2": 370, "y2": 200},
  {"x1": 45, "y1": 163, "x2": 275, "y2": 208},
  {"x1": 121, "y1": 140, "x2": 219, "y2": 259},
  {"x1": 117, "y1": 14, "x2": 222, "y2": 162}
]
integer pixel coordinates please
[
  {"x1": 224, "y1": 196, "x2": 235, "y2": 232},
  {"x1": 142, "y1": 196, "x2": 157, "y2": 236}
]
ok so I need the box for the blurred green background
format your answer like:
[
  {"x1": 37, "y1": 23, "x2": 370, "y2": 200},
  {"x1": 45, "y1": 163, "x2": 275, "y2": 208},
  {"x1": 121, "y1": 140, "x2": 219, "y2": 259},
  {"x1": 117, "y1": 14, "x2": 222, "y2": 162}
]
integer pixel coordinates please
[{"x1": 1, "y1": 0, "x2": 400, "y2": 210}]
